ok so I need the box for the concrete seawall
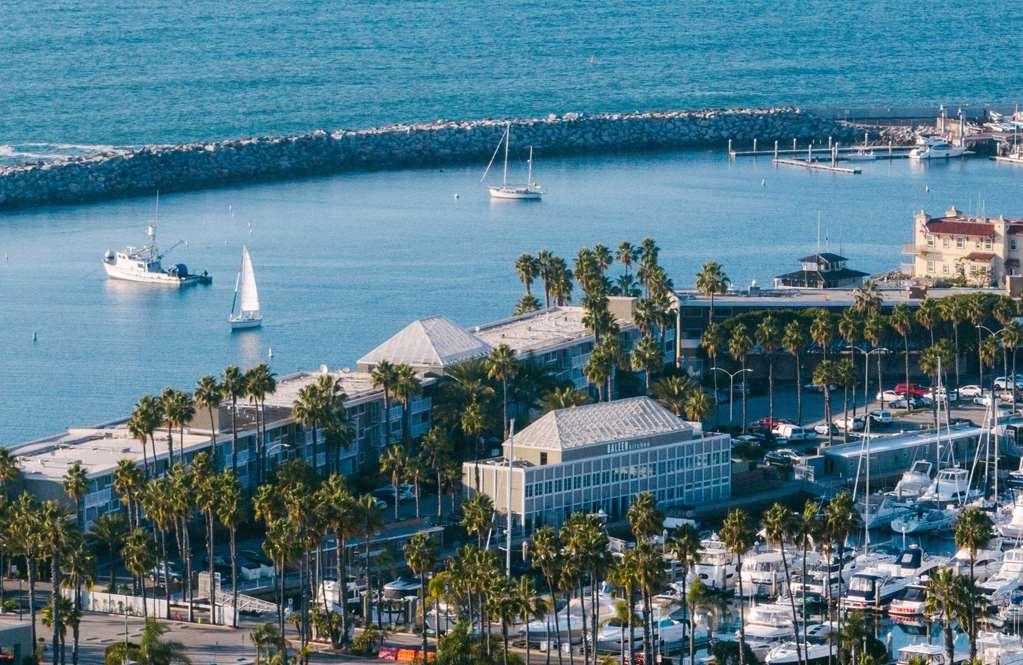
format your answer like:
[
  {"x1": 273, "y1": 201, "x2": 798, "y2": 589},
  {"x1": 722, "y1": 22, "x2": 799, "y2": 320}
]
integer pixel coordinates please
[{"x1": 0, "y1": 108, "x2": 859, "y2": 209}]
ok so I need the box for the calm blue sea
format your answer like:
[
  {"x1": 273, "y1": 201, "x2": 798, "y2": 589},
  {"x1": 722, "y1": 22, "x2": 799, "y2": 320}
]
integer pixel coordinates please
[
  {"x1": 1, "y1": 0, "x2": 1022, "y2": 159},
  {"x1": 1, "y1": 152, "x2": 1022, "y2": 441}
]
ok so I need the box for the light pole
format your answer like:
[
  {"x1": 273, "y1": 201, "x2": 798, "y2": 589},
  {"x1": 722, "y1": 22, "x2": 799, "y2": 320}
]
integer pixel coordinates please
[
  {"x1": 710, "y1": 366, "x2": 752, "y2": 429},
  {"x1": 846, "y1": 345, "x2": 890, "y2": 411},
  {"x1": 978, "y1": 324, "x2": 1016, "y2": 414}
]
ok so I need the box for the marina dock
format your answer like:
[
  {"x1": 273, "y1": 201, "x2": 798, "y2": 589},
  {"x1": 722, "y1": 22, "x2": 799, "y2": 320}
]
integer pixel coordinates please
[
  {"x1": 728, "y1": 137, "x2": 914, "y2": 163},
  {"x1": 773, "y1": 158, "x2": 861, "y2": 174}
]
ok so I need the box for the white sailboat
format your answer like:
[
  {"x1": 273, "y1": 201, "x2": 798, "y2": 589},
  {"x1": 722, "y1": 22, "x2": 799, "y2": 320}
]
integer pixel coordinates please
[
  {"x1": 228, "y1": 246, "x2": 262, "y2": 330},
  {"x1": 481, "y1": 123, "x2": 542, "y2": 200}
]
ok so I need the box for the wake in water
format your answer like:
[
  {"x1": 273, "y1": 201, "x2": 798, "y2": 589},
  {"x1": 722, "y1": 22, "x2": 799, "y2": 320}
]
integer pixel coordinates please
[{"x1": 0, "y1": 142, "x2": 130, "y2": 166}]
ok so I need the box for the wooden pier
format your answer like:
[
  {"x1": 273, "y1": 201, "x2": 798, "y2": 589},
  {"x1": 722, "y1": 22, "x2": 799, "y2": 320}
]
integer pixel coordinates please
[
  {"x1": 727, "y1": 136, "x2": 914, "y2": 162},
  {"x1": 773, "y1": 158, "x2": 861, "y2": 174}
]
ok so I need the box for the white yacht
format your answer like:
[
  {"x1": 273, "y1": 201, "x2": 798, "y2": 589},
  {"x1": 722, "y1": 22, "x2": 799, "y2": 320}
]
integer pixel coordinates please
[
  {"x1": 910, "y1": 136, "x2": 970, "y2": 160},
  {"x1": 228, "y1": 245, "x2": 262, "y2": 330},
  {"x1": 918, "y1": 467, "x2": 976, "y2": 504},
  {"x1": 766, "y1": 641, "x2": 832, "y2": 665},
  {"x1": 691, "y1": 533, "x2": 737, "y2": 591},
  {"x1": 896, "y1": 643, "x2": 964, "y2": 665},
  {"x1": 888, "y1": 583, "x2": 927, "y2": 617},
  {"x1": 1000, "y1": 505, "x2": 1023, "y2": 541},
  {"x1": 859, "y1": 493, "x2": 914, "y2": 529},
  {"x1": 948, "y1": 541, "x2": 1003, "y2": 582},
  {"x1": 481, "y1": 123, "x2": 542, "y2": 200},
  {"x1": 979, "y1": 548, "x2": 1023, "y2": 601},
  {"x1": 891, "y1": 507, "x2": 956, "y2": 535},
  {"x1": 740, "y1": 548, "x2": 814, "y2": 598},
  {"x1": 893, "y1": 461, "x2": 934, "y2": 500},
  {"x1": 739, "y1": 602, "x2": 796, "y2": 658},
  {"x1": 103, "y1": 225, "x2": 211, "y2": 286},
  {"x1": 977, "y1": 631, "x2": 1023, "y2": 665}
]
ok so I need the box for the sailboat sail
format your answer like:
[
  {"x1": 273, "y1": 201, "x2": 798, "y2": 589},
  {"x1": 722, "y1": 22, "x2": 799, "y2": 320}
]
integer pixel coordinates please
[{"x1": 238, "y1": 246, "x2": 260, "y2": 314}]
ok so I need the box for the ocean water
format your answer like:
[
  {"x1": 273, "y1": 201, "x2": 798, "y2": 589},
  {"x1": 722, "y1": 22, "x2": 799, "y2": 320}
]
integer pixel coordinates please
[
  {"x1": 2, "y1": 151, "x2": 1022, "y2": 442},
  {"x1": 1, "y1": 0, "x2": 1022, "y2": 159}
]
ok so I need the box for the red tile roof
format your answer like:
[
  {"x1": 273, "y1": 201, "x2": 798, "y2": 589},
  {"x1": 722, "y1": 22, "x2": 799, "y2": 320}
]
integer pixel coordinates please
[
  {"x1": 926, "y1": 219, "x2": 996, "y2": 237},
  {"x1": 965, "y1": 252, "x2": 995, "y2": 261}
]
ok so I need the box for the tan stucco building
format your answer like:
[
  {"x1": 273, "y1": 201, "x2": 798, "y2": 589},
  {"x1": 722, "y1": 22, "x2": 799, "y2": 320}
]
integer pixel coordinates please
[{"x1": 908, "y1": 206, "x2": 1023, "y2": 286}]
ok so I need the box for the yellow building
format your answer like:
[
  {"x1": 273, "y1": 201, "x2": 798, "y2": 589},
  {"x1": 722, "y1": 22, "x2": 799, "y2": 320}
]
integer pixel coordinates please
[{"x1": 908, "y1": 206, "x2": 1023, "y2": 286}]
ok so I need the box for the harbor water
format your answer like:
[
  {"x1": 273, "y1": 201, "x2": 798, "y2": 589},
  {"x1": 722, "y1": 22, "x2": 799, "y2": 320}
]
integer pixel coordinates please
[{"x1": 2, "y1": 151, "x2": 1023, "y2": 441}]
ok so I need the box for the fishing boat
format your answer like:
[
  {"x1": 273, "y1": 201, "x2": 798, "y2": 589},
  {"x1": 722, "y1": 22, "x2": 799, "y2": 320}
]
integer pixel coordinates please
[
  {"x1": 228, "y1": 246, "x2": 262, "y2": 330},
  {"x1": 481, "y1": 123, "x2": 542, "y2": 200},
  {"x1": 918, "y1": 466, "x2": 976, "y2": 504},
  {"x1": 103, "y1": 225, "x2": 211, "y2": 286}
]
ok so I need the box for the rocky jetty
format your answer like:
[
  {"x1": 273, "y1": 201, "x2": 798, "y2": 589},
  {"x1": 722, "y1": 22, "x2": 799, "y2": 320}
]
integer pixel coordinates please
[{"x1": 0, "y1": 108, "x2": 859, "y2": 209}]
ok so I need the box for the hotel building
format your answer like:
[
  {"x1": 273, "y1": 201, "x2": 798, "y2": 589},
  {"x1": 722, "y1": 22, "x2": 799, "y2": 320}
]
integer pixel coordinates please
[
  {"x1": 906, "y1": 206, "x2": 1023, "y2": 286},
  {"x1": 464, "y1": 397, "x2": 731, "y2": 533}
]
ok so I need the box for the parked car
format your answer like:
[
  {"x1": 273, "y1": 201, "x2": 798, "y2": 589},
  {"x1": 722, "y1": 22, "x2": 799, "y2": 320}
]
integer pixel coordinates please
[
  {"x1": 869, "y1": 410, "x2": 893, "y2": 425},
  {"x1": 958, "y1": 385, "x2": 984, "y2": 398},
  {"x1": 373, "y1": 483, "x2": 415, "y2": 502},
  {"x1": 773, "y1": 424, "x2": 816, "y2": 441},
  {"x1": 764, "y1": 449, "x2": 801, "y2": 467},
  {"x1": 877, "y1": 390, "x2": 902, "y2": 403},
  {"x1": 754, "y1": 417, "x2": 791, "y2": 431},
  {"x1": 890, "y1": 397, "x2": 911, "y2": 409},
  {"x1": 995, "y1": 376, "x2": 1023, "y2": 390},
  {"x1": 894, "y1": 383, "x2": 928, "y2": 397},
  {"x1": 814, "y1": 422, "x2": 839, "y2": 436},
  {"x1": 834, "y1": 415, "x2": 866, "y2": 432},
  {"x1": 149, "y1": 561, "x2": 182, "y2": 582},
  {"x1": 923, "y1": 387, "x2": 958, "y2": 403}
]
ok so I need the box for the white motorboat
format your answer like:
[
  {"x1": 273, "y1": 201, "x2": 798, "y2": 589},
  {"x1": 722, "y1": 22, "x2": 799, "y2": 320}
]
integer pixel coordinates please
[
  {"x1": 481, "y1": 123, "x2": 542, "y2": 200},
  {"x1": 859, "y1": 493, "x2": 913, "y2": 529},
  {"x1": 766, "y1": 641, "x2": 832, "y2": 665},
  {"x1": 893, "y1": 461, "x2": 934, "y2": 500},
  {"x1": 228, "y1": 245, "x2": 262, "y2": 330},
  {"x1": 896, "y1": 643, "x2": 965, "y2": 665},
  {"x1": 1001, "y1": 505, "x2": 1023, "y2": 541},
  {"x1": 692, "y1": 533, "x2": 737, "y2": 590},
  {"x1": 891, "y1": 507, "x2": 956, "y2": 535},
  {"x1": 103, "y1": 225, "x2": 211, "y2": 286},
  {"x1": 910, "y1": 136, "x2": 970, "y2": 160},
  {"x1": 846, "y1": 148, "x2": 876, "y2": 161},
  {"x1": 979, "y1": 548, "x2": 1023, "y2": 601},
  {"x1": 739, "y1": 548, "x2": 812, "y2": 598},
  {"x1": 382, "y1": 576, "x2": 421, "y2": 599},
  {"x1": 948, "y1": 542, "x2": 1004, "y2": 582},
  {"x1": 842, "y1": 568, "x2": 909, "y2": 610},
  {"x1": 977, "y1": 631, "x2": 1023, "y2": 665},
  {"x1": 888, "y1": 583, "x2": 927, "y2": 617},
  {"x1": 919, "y1": 467, "x2": 976, "y2": 504},
  {"x1": 739, "y1": 603, "x2": 796, "y2": 659}
]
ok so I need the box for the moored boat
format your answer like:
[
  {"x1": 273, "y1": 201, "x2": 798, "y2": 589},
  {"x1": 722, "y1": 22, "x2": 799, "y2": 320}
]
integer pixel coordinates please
[
  {"x1": 228, "y1": 245, "x2": 262, "y2": 330},
  {"x1": 103, "y1": 225, "x2": 210, "y2": 286}
]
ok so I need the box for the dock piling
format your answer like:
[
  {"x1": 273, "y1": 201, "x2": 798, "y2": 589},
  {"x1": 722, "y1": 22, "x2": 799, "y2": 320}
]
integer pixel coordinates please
[
  {"x1": 828, "y1": 136, "x2": 833, "y2": 150},
  {"x1": 773, "y1": 140, "x2": 778, "y2": 159},
  {"x1": 753, "y1": 138, "x2": 758, "y2": 155},
  {"x1": 728, "y1": 138, "x2": 733, "y2": 159},
  {"x1": 793, "y1": 138, "x2": 797, "y2": 151}
]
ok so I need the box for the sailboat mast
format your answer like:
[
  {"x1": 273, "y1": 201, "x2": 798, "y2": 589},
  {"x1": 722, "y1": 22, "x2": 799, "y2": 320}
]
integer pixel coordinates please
[
  {"x1": 503, "y1": 124, "x2": 510, "y2": 186},
  {"x1": 230, "y1": 271, "x2": 240, "y2": 316},
  {"x1": 527, "y1": 146, "x2": 533, "y2": 185}
]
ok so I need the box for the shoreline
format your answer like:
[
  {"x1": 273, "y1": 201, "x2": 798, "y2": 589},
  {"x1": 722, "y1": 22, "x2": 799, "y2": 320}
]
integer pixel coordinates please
[{"x1": 0, "y1": 108, "x2": 866, "y2": 210}]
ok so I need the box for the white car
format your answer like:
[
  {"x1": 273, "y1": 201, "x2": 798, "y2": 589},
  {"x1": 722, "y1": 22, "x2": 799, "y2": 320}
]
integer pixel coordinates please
[
  {"x1": 958, "y1": 384, "x2": 983, "y2": 398},
  {"x1": 869, "y1": 410, "x2": 893, "y2": 425},
  {"x1": 834, "y1": 415, "x2": 865, "y2": 432},
  {"x1": 995, "y1": 376, "x2": 1023, "y2": 390},
  {"x1": 876, "y1": 390, "x2": 902, "y2": 403}
]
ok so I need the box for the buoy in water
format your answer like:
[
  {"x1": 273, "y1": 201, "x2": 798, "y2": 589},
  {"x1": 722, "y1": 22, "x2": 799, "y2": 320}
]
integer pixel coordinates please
[
  {"x1": 32, "y1": 332, "x2": 37, "y2": 342},
  {"x1": 268, "y1": 347, "x2": 273, "y2": 359},
  {"x1": 454, "y1": 193, "x2": 459, "y2": 200},
  {"x1": 760, "y1": 178, "x2": 766, "y2": 188},
  {"x1": 925, "y1": 185, "x2": 930, "y2": 192}
]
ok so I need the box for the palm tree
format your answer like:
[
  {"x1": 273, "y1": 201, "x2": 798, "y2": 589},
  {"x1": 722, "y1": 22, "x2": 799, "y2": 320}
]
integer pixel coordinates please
[
  {"x1": 10, "y1": 493, "x2": 44, "y2": 648},
  {"x1": 292, "y1": 383, "x2": 323, "y2": 475},
  {"x1": 104, "y1": 618, "x2": 192, "y2": 665},
  {"x1": 920, "y1": 341, "x2": 954, "y2": 430},
  {"x1": 684, "y1": 389, "x2": 712, "y2": 426},
  {"x1": 1004, "y1": 320, "x2": 1023, "y2": 411},
  {"x1": 810, "y1": 309, "x2": 833, "y2": 359},
  {"x1": 783, "y1": 320, "x2": 807, "y2": 425},
  {"x1": 404, "y1": 532, "x2": 437, "y2": 659},
  {"x1": 916, "y1": 298, "x2": 940, "y2": 346},
  {"x1": 836, "y1": 359, "x2": 856, "y2": 444},
  {"x1": 825, "y1": 492, "x2": 857, "y2": 642},
  {"x1": 113, "y1": 459, "x2": 144, "y2": 528},
  {"x1": 41, "y1": 595, "x2": 72, "y2": 665},
  {"x1": 720, "y1": 508, "x2": 755, "y2": 665},
  {"x1": 516, "y1": 253, "x2": 540, "y2": 296},
  {"x1": 938, "y1": 297, "x2": 965, "y2": 387},
  {"x1": 981, "y1": 335, "x2": 999, "y2": 391},
  {"x1": 123, "y1": 527, "x2": 157, "y2": 619},
  {"x1": 925, "y1": 567, "x2": 969, "y2": 665},
  {"x1": 461, "y1": 494, "x2": 495, "y2": 549},
  {"x1": 729, "y1": 323, "x2": 753, "y2": 432},
  {"x1": 168, "y1": 463, "x2": 196, "y2": 622},
  {"x1": 514, "y1": 576, "x2": 546, "y2": 665},
  {"x1": 193, "y1": 375, "x2": 220, "y2": 449},
  {"x1": 536, "y1": 249, "x2": 555, "y2": 309},
  {"x1": 795, "y1": 499, "x2": 819, "y2": 660},
  {"x1": 529, "y1": 526, "x2": 564, "y2": 665},
  {"x1": 421, "y1": 428, "x2": 453, "y2": 519},
  {"x1": 371, "y1": 359, "x2": 399, "y2": 446},
  {"x1": 756, "y1": 315, "x2": 781, "y2": 420},
  {"x1": 88, "y1": 512, "x2": 127, "y2": 591},
  {"x1": 379, "y1": 445, "x2": 408, "y2": 521},
  {"x1": 695, "y1": 261, "x2": 730, "y2": 325},
  {"x1": 954, "y1": 507, "x2": 993, "y2": 660},
  {"x1": 250, "y1": 623, "x2": 282, "y2": 665},
  {"x1": 62, "y1": 537, "x2": 93, "y2": 665},
  {"x1": 701, "y1": 322, "x2": 725, "y2": 425},
  {"x1": 583, "y1": 344, "x2": 613, "y2": 402},
  {"x1": 651, "y1": 375, "x2": 693, "y2": 416},
  {"x1": 169, "y1": 390, "x2": 196, "y2": 466},
  {"x1": 211, "y1": 471, "x2": 242, "y2": 629},
  {"x1": 666, "y1": 523, "x2": 701, "y2": 659},
  {"x1": 356, "y1": 493, "x2": 384, "y2": 627},
  {"x1": 245, "y1": 365, "x2": 277, "y2": 484},
  {"x1": 190, "y1": 453, "x2": 218, "y2": 624},
  {"x1": 63, "y1": 462, "x2": 87, "y2": 530},
  {"x1": 220, "y1": 366, "x2": 245, "y2": 471},
  {"x1": 852, "y1": 279, "x2": 882, "y2": 314},
  {"x1": 863, "y1": 312, "x2": 887, "y2": 406},
  {"x1": 607, "y1": 554, "x2": 637, "y2": 665},
  {"x1": 813, "y1": 360, "x2": 838, "y2": 445},
  {"x1": 487, "y1": 343, "x2": 518, "y2": 437},
  {"x1": 541, "y1": 386, "x2": 590, "y2": 413},
  {"x1": 890, "y1": 304, "x2": 914, "y2": 410},
  {"x1": 762, "y1": 503, "x2": 801, "y2": 664},
  {"x1": 318, "y1": 474, "x2": 355, "y2": 645},
  {"x1": 394, "y1": 364, "x2": 423, "y2": 443},
  {"x1": 141, "y1": 477, "x2": 175, "y2": 619},
  {"x1": 129, "y1": 401, "x2": 154, "y2": 477},
  {"x1": 631, "y1": 335, "x2": 663, "y2": 392},
  {"x1": 159, "y1": 387, "x2": 185, "y2": 464},
  {"x1": 516, "y1": 294, "x2": 542, "y2": 315},
  {"x1": 627, "y1": 492, "x2": 663, "y2": 665},
  {"x1": 39, "y1": 500, "x2": 72, "y2": 665},
  {"x1": 838, "y1": 308, "x2": 863, "y2": 414}
]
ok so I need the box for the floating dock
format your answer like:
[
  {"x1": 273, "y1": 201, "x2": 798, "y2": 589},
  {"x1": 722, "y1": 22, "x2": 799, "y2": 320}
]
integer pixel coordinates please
[
  {"x1": 773, "y1": 158, "x2": 861, "y2": 174},
  {"x1": 993, "y1": 155, "x2": 1023, "y2": 165}
]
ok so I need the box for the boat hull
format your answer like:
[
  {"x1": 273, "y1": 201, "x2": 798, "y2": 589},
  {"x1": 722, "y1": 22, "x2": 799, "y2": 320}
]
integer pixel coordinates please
[
  {"x1": 229, "y1": 315, "x2": 262, "y2": 330},
  {"x1": 488, "y1": 185, "x2": 542, "y2": 200},
  {"x1": 103, "y1": 260, "x2": 209, "y2": 286}
]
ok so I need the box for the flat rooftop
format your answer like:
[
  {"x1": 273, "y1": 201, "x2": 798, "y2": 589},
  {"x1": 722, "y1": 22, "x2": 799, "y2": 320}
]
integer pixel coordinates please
[
  {"x1": 13, "y1": 422, "x2": 213, "y2": 480},
  {"x1": 822, "y1": 423, "x2": 982, "y2": 459},
  {"x1": 676, "y1": 286, "x2": 998, "y2": 309},
  {"x1": 263, "y1": 367, "x2": 436, "y2": 410},
  {"x1": 473, "y1": 306, "x2": 593, "y2": 356}
]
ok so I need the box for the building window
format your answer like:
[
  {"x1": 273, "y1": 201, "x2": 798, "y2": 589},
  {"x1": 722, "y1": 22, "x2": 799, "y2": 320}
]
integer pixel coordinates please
[
  {"x1": 1011, "y1": 239, "x2": 1017, "y2": 251},
  {"x1": 943, "y1": 238, "x2": 950, "y2": 248},
  {"x1": 926, "y1": 235, "x2": 935, "y2": 247},
  {"x1": 539, "y1": 452, "x2": 548, "y2": 465},
  {"x1": 956, "y1": 237, "x2": 964, "y2": 248},
  {"x1": 943, "y1": 263, "x2": 949, "y2": 274},
  {"x1": 987, "y1": 238, "x2": 993, "y2": 249},
  {"x1": 926, "y1": 260, "x2": 935, "y2": 273}
]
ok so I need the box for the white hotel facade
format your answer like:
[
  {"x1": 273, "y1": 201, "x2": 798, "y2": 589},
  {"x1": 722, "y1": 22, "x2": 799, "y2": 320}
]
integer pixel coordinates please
[{"x1": 465, "y1": 397, "x2": 731, "y2": 533}]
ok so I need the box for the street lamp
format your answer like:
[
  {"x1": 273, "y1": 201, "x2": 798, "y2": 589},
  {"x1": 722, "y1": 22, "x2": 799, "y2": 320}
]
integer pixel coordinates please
[
  {"x1": 977, "y1": 324, "x2": 1017, "y2": 413},
  {"x1": 710, "y1": 366, "x2": 753, "y2": 429},
  {"x1": 845, "y1": 345, "x2": 890, "y2": 409}
]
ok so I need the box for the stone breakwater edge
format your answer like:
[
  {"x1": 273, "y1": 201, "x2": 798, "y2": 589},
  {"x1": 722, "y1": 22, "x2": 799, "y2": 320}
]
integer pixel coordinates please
[{"x1": 0, "y1": 108, "x2": 884, "y2": 210}]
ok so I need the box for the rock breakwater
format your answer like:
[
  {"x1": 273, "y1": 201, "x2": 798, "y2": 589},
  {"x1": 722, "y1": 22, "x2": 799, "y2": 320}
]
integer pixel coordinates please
[{"x1": 0, "y1": 108, "x2": 858, "y2": 209}]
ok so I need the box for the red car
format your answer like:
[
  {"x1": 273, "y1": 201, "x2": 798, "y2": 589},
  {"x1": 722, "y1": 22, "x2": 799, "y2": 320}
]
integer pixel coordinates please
[
  {"x1": 754, "y1": 417, "x2": 791, "y2": 430},
  {"x1": 894, "y1": 383, "x2": 928, "y2": 397}
]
